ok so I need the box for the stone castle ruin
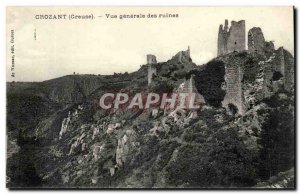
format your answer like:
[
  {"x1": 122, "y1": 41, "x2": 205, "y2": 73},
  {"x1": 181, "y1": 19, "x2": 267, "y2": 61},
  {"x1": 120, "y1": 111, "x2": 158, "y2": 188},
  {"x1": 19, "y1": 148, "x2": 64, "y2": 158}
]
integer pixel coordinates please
[
  {"x1": 145, "y1": 20, "x2": 293, "y2": 115},
  {"x1": 218, "y1": 20, "x2": 246, "y2": 56},
  {"x1": 219, "y1": 19, "x2": 294, "y2": 114},
  {"x1": 222, "y1": 62, "x2": 245, "y2": 114}
]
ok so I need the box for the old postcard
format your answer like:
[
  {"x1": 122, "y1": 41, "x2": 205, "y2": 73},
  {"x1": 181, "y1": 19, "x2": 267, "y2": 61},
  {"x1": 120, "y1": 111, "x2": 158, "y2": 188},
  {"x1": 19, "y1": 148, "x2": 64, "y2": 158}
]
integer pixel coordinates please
[{"x1": 6, "y1": 7, "x2": 295, "y2": 189}]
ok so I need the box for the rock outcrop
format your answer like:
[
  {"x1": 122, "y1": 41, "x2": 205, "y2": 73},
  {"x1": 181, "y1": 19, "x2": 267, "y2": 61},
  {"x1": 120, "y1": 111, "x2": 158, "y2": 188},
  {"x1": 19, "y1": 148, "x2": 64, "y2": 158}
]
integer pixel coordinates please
[
  {"x1": 59, "y1": 105, "x2": 82, "y2": 139},
  {"x1": 171, "y1": 46, "x2": 191, "y2": 64},
  {"x1": 59, "y1": 117, "x2": 71, "y2": 139}
]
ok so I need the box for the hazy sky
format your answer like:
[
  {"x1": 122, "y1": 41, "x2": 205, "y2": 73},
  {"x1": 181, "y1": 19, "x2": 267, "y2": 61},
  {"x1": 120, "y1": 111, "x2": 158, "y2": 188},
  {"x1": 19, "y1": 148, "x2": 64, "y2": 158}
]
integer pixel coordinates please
[{"x1": 6, "y1": 7, "x2": 294, "y2": 82}]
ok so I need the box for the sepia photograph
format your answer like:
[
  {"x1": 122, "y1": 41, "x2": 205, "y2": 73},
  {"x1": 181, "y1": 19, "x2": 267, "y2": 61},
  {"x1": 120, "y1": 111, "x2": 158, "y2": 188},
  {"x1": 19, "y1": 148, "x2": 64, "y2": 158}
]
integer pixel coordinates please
[{"x1": 6, "y1": 6, "x2": 295, "y2": 189}]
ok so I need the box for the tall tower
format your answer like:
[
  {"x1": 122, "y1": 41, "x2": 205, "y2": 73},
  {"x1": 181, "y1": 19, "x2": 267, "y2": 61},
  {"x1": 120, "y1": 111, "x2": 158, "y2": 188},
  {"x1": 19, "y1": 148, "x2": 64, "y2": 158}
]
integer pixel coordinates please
[
  {"x1": 218, "y1": 20, "x2": 246, "y2": 114},
  {"x1": 147, "y1": 54, "x2": 157, "y2": 85},
  {"x1": 187, "y1": 46, "x2": 190, "y2": 56},
  {"x1": 218, "y1": 20, "x2": 229, "y2": 56},
  {"x1": 217, "y1": 20, "x2": 246, "y2": 56},
  {"x1": 222, "y1": 63, "x2": 245, "y2": 115}
]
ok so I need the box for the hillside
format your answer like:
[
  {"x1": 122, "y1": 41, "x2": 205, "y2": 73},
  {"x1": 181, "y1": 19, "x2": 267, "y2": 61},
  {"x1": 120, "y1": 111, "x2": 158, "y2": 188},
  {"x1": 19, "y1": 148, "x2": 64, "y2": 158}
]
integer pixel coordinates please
[{"x1": 6, "y1": 44, "x2": 295, "y2": 188}]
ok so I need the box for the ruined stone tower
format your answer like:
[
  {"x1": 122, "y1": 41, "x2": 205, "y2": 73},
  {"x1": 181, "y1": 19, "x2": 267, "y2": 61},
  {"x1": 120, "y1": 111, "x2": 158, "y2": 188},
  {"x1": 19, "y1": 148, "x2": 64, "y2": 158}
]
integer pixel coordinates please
[
  {"x1": 218, "y1": 20, "x2": 246, "y2": 114},
  {"x1": 248, "y1": 27, "x2": 275, "y2": 56},
  {"x1": 172, "y1": 46, "x2": 191, "y2": 63},
  {"x1": 147, "y1": 54, "x2": 157, "y2": 65},
  {"x1": 217, "y1": 20, "x2": 294, "y2": 115},
  {"x1": 147, "y1": 54, "x2": 157, "y2": 85},
  {"x1": 222, "y1": 63, "x2": 245, "y2": 115},
  {"x1": 218, "y1": 20, "x2": 246, "y2": 56}
]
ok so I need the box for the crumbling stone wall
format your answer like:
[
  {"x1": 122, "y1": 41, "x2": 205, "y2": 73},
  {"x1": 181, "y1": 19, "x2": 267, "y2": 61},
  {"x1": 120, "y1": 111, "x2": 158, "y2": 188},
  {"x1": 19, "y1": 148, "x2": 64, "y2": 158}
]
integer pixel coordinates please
[
  {"x1": 263, "y1": 59, "x2": 274, "y2": 98},
  {"x1": 275, "y1": 47, "x2": 286, "y2": 74},
  {"x1": 248, "y1": 27, "x2": 275, "y2": 57},
  {"x1": 283, "y1": 49, "x2": 294, "y2": 92},
  {"x1": 218, "y1": 20, "x2": 246, "y2": 56},
  {"x1": 247, "y1": 27, "x2": 294, "y2": 93},
  {"x1": 269, "y1": 47, "x2": 294, "y2": 92}
]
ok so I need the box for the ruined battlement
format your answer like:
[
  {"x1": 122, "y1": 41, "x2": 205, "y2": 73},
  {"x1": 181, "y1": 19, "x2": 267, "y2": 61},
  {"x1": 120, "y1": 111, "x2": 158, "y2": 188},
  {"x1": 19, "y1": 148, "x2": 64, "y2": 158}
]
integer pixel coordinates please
[
  {"x1": 147, "y1": 54, "x2": 157, "y2": 65},
  {"x1": 218, "y1": 20, "x2": 246, "y2": 56}
]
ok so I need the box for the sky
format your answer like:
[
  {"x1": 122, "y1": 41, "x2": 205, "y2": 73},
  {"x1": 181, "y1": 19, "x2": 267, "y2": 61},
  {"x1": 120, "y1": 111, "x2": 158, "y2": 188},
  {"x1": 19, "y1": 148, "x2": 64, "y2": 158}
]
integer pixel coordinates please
[{"x1": 6, "y1": 6, "x2": 294, "y2": 82}]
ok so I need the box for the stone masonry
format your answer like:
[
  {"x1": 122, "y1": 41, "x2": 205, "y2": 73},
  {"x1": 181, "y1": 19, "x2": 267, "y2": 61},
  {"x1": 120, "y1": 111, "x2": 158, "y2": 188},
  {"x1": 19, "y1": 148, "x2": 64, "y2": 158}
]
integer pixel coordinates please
[
  {"x1": 219, "y1": 20, "x2": 294, "y2": 114},
  {"x1": 248, "y1": 27, "x2": 275, "y2": 56},
  {"x1": 218, "y1": 20, "x2": 246, "y2": 56},
  {"x1": 147, "y1": 54, "x2": 157, "y2": 85},
  {"x1": 222, "y1": 62, "x2": 245, "y2": 114}
]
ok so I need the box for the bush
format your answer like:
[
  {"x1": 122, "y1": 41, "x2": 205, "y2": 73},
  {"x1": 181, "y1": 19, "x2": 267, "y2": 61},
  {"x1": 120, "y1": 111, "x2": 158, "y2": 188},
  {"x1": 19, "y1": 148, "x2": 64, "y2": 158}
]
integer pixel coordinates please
[
  {"x1": 166, "y1": 128, "x2": 257, "y2": 187},
  {"x1": 192, "y1": 60, "x2": 226, "y2": 107}
]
